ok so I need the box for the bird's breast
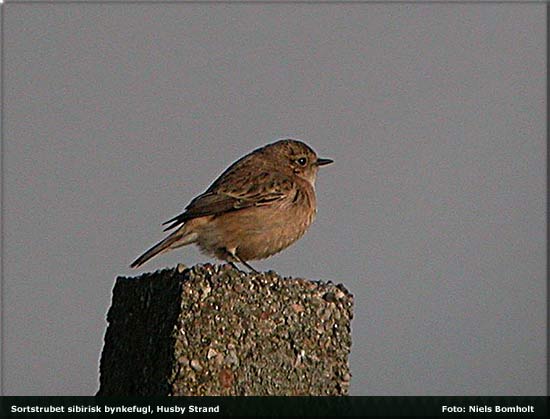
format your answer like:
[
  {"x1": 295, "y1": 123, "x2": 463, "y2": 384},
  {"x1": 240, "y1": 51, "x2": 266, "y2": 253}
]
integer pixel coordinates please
[{"x1": 202, "y1": 183, "x2": 317, "y2": 261}]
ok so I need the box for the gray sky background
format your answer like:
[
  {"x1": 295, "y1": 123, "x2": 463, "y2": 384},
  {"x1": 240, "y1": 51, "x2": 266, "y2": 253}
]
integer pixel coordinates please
[{"x1": 2, "y1": 2, "x2": 546, "y2": 396}]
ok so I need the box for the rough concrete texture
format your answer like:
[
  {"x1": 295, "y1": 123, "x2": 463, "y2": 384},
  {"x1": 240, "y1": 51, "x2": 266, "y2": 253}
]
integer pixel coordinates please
[{"x1": 97, "y1": 263, "x2": 354, "y2": 396}]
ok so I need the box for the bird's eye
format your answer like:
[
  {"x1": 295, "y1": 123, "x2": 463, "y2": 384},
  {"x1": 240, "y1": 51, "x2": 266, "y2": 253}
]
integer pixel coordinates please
[{"x1": 297, "y1": 157, "x2": 307, "y2": 166}]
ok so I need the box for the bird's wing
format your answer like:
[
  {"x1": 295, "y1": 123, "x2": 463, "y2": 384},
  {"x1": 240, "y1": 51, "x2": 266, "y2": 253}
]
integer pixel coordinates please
[{"x1": 162, "y1": 171, "x2": 295, "y2": 231}]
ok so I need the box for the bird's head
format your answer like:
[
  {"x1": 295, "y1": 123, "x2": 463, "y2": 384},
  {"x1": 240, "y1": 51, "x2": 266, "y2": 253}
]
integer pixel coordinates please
[{"x1": 261, "y1": 138, "x2": 333, "y2": 186}]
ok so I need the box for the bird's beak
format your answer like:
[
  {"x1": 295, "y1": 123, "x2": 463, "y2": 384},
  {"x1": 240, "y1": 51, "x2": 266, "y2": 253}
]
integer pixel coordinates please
[{"x1": 316, "y1": 158, "x2": 334, "y2": 167}]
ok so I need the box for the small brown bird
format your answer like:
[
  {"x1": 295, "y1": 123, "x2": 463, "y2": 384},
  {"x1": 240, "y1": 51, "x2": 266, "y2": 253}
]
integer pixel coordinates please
[{"x1": 130, "y1": 139, "x2": 333, "y2": 271}]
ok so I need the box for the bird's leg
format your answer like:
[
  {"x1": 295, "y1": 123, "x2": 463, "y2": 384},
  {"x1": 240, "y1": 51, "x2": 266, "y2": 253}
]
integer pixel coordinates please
[
  {"x1": 224, "y1": 248, "x2": 259, "y2": 274},
  {"x1": 234, "y1": 255, "x2": 260, "y2": 274},
  {"x1": 229, "y1": 261, "x2": 245, "y2": 273}
]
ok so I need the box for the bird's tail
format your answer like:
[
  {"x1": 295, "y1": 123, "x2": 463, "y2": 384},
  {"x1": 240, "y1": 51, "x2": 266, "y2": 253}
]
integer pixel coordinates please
[{"x1": 130, "y1": 228, "x2": 198, "y2": 269}]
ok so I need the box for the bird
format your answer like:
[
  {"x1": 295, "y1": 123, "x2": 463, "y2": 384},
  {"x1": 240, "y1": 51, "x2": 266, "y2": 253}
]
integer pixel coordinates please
[{"x1": 130, "y1": 138, "x2": 333, "y2": 272}]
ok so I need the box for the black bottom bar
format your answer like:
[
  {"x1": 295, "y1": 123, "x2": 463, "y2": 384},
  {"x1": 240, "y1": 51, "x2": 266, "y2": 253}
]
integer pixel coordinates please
[{"x1": 0, "y1": 396, "x2": 547, "y2": 417}]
